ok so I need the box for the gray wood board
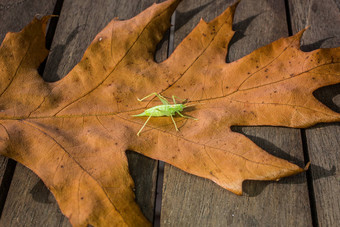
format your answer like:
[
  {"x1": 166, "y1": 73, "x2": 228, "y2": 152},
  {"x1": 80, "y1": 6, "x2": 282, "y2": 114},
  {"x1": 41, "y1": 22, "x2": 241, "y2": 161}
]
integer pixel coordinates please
[
  {"x1": 289, "y1": 0, "x2": 340, "y2": 226},
  {"x1": 0, "y1": 0, "x2": 57, "y2": 218},
  {"x1": 160, "y1": 0, "x2": 312, "y2": 226},
  {"x1": 0, "y1": 0, "x2": 56, "y2": 43},
  {"x1": 0, "y1": 164, "x2": 70, "y2": 226},
  {"x1": 1, "y1": 0, "x2": 163, "y2": 226},
  {"x1": 0, "y1": 158, "x2": 7, "y2": 190}
]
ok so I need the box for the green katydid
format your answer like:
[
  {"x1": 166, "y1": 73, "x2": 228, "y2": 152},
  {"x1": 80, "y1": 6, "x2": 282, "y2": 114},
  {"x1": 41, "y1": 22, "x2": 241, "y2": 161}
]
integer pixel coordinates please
[{"x1": 132, "y1": 92, "x2": 197, "y2": 136}]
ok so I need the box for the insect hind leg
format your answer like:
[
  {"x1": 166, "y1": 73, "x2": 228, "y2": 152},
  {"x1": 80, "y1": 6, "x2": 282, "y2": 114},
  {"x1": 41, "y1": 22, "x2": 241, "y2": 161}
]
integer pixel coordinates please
[
  {"x1": 176, "y1": 111, "x2": 198, "y2": 120},
  {"x1": 137, "y1": 115, "x2": 152, "y2": 136},
  {"x1": 170, "y1": 115, "x2": 179, "y2": 131}
]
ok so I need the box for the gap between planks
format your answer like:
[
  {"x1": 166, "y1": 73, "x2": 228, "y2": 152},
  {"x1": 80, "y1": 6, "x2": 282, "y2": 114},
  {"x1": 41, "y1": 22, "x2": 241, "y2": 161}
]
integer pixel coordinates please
[
  {"x1": 153, "y1": 8, "x2": 177, "y2": 227},
  {"x1": 0, "y1": 0, "x2": 64, "y2": 221}
]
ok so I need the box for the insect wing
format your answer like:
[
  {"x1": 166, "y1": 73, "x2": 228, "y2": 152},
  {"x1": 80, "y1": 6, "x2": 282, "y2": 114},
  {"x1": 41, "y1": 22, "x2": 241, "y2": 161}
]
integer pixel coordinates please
[{"x1": 145, "y1": 105, "x2": 167, "y2": 116}]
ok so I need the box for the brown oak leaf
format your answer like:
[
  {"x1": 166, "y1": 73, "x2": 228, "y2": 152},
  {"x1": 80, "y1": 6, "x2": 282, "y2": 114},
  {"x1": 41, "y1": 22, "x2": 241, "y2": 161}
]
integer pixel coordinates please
[{"x1": 0, "y1": 0, "x2": 339, "y2": 226}]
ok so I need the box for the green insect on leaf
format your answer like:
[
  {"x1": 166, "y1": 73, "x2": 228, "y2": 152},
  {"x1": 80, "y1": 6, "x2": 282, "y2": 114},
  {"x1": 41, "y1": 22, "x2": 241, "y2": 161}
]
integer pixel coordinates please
[{"x1": 132, "y1": 92, "x2": 198, "y2": 136}]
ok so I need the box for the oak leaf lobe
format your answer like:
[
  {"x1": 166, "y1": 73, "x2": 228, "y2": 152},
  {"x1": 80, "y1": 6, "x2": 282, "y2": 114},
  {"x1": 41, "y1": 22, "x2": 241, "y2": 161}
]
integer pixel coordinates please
[{"x1": 0, "y1": 0, "x2": 339, "y2": 226}]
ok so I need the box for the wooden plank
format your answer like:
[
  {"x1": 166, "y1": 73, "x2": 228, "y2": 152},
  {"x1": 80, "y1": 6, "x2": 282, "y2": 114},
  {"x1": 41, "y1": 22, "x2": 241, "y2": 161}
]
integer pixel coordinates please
[
  {"x1": 0, "y1": 0, "x2": 57, "y2": 188},
  {"x1": 288, "y1": 0, "x2": 340, "y2": 226},
  {"x1": 0, "y1": 158, "x2": 7, "y2": 194},
  {"x1": 1, "y1": 0, "x2": 163, "y2": 226},
  {"x1": 0, "y1": 0, "x2": 55, "y2": 43},
  {"x1": 0, "y1": 0, "x2": 57, "y2": 220},
  {"x1": 0, "y1": 164, "x2": 71, "y2": 226},
  {"x1": 42, "y1": 0, "x2": 162, "y2": 82},
  {"x1": 160, "y1": 0, "x2": 312, "y2": 225}
]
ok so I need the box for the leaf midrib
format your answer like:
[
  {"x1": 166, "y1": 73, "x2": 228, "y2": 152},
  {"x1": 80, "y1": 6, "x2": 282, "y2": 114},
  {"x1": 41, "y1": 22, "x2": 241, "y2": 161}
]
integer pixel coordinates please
[{"x1": 51, "y1": 4, "x2": 175, "y2": 117}]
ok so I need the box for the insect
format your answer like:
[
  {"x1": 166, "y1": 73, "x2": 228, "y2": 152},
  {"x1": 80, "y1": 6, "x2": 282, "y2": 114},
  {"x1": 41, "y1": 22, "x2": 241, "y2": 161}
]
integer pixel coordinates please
[{"x1": 132, "y1": 92, "x2": 197, "y2": 136}]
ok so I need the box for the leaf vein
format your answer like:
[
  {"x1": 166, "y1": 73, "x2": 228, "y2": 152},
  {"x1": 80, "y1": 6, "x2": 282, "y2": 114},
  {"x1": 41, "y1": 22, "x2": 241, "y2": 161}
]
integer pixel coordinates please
[
  {"x1": 53, "y1": 6, "x2": 173, "y2": 116},
  {"x1": 0, "y1": 42, "x2": 32, "y2": 98},
  {"x1": 115, "y1": 115, "x2": 295, "y2": 170},
  {"x1": 235, "y1": 35, "x2": 301, "y2": 91},
  {"x1": 20, "y1": 120, "x2": 129, "y2": 225},
  {"x1": 230, "y1": 99, "x2": 335, "y2": 117},
  {"x1": 160, "y1": 11, "x2": 233, "y2": 94}
]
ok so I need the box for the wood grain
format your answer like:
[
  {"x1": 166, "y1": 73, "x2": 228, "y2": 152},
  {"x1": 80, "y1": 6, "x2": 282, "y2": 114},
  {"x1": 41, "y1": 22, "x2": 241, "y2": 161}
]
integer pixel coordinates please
[
  {"x1": 0, "y1": 158, "x2": 6, "y2": 189},
  {"x1": 0, "y1": 0, "x2": 56, "y2": 43},
  {"x1": 289, "y1": 0, "x2": 340, "y2": 225},
  {"x1": 42, "y1": 0, "x2": 160, "y2": 222},
  {"x1": 0, "y1": 0, "x2": 57, "y2": 184},
  {"x1": 0, "y1": 0, "x2": 338, "y2": 226},
  {"x1": 0, "y1": 0, "x2": 163, "y2": 225},
  {"x1": 160, "y1": 0, "x2": 312, "y2": 225},
  {"x1": 0, "y1": 0, "x2": 57, "y2": 221},
  {"x1": 0, "y1": 164, "x2": 70, "y2": 226}
]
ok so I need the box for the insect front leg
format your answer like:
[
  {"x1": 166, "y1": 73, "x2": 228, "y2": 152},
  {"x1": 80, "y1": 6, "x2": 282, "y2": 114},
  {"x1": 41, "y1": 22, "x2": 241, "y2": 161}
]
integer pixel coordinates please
[
  {"x1": 172, "y1": 95, "x2": 187, "y2": 104},
  {"x1": 172, "y1": 95, "x2": 176, "y2": 104},
  {"x1": 155, "y1": 93, "x2": 169, "y2": 105},
  {"x1": 137, "y1": 115, "x2": 152, "y2": 136},
  {"x1": 137, "y1": 92, "x2": 158, "y2": 102},
  {"x1": 137, "y1": 92, "x2": 170, "y2": 105}
]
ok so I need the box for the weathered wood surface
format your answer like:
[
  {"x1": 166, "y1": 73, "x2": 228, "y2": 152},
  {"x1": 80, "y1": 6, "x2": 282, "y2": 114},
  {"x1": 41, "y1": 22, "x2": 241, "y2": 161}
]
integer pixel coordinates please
[
  {"x1": 41, "y1": 0, "x2": 160, "y2": 222},
  {"x1": 160, "y1": 0, "x2": 313, "y2": 226},
  {"x1": 0, "y1": 0, "x2": 57, "y2": 185},
  {"x1": 289, "y1": 0, "x2": 340, "y2": 226},
  {"x1": 0, "y1": 0, "x2": 57, "y2": 222},
  {"x1": 0, "y1": 0, "x2": 160, "y2": 226},
  {"x1": 0, "y1": 164, "x2": 71, "y2": 226},
  {"x1": 0, "y1": 0, "x2": 339, "y2": 226}
]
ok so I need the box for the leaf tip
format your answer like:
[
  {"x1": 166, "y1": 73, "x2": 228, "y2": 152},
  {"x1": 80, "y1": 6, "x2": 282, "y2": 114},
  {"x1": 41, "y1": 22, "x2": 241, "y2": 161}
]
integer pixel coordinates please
[
  {"x1": 232, "y1": 0, "x2": 242, "y2": 9},
  {"x1": 161, "y1": 0, "x2": 182, "y2": 10},
  {"x1": 228, "y1": 0, "x2": 241, "y2": 18},
  {"x1": 295, "y1": 27, "x2": 309, "y2": 40},
  {"x1": 31, "y1": 15, "x2": 54, "y2": 36},
  {"x1": 289, "y1": 28, "x2": 308, "y2": 49},
  {"x1": 33, "y1": 14, "x2": 55, "y2": 23},
  {"x1": 304, "y1": 162, "x2": 311, "y2": 171},
  {"x1": 208, "y1": 0, "x2": 240, "y2": 28}
]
